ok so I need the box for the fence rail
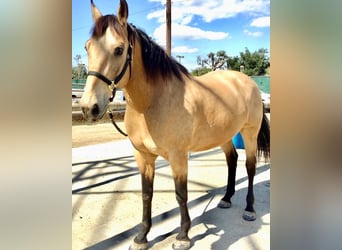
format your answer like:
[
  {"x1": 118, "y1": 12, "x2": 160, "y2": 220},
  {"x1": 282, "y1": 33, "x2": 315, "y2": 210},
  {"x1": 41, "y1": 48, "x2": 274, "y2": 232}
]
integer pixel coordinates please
[{"x1": 72, "y1": 102, "x2": 126, "y2": 124}]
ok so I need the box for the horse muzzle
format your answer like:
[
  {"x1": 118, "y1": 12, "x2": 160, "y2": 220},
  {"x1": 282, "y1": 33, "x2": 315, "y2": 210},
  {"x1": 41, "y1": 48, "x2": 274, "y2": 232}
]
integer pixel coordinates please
[{"x1": 81, "y1": 103, "x2": 106, "y2": 122}]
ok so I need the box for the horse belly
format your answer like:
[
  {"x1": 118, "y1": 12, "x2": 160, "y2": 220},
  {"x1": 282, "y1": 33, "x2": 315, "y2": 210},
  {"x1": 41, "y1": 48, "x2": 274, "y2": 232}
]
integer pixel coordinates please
[
  {"x1": 189, "y1": 114, "x2": 245, "y2": 152},
  {"x1": 187, "y1": 71, "x2": 253, "y2": 151}
]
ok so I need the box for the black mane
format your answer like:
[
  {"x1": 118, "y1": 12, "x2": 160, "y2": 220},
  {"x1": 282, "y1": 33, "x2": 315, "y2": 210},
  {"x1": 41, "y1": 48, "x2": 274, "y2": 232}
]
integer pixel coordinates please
[{"x1": 128, "y1": 24, "x2": 191, "y2": 83}]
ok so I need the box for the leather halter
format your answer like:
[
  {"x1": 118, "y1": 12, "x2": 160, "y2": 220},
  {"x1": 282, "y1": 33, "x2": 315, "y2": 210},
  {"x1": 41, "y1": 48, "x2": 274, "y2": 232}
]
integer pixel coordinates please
[{"x1": 87, "y1": 45, "x2": 132, "y2": 102}]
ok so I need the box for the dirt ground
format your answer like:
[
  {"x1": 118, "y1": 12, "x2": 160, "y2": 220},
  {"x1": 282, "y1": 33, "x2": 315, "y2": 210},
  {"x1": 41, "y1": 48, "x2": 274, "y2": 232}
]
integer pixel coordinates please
[{"x1": 72, "y1": 121, "x2": 127, "y2": 148}]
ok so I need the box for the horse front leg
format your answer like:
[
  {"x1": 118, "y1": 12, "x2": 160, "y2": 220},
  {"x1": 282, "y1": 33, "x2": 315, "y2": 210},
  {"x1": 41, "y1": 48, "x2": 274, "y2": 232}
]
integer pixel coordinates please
[
  {"x1": 169, "y1": 151, "x2": 191, "y2": 250},
  {"x1": 129, "y1": 150, "x2": 157, "y2": 250}
]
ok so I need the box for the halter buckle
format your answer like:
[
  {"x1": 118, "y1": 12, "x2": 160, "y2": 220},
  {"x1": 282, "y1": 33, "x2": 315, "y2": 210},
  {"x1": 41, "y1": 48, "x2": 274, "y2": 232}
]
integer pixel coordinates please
[{"x1": 109, "y1": 80, "x2": 116, "y2": 91}]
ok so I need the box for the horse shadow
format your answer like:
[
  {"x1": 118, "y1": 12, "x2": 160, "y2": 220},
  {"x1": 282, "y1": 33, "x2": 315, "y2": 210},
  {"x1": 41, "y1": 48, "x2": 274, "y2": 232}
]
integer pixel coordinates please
[
  {"x1": 194, "y1": 180, "x2": 270, "y2": 249},
  {"x1": 82, "y1": 164, "x2": 270, "y2": 250},
  {"x1": 148, "y1": 179, "x2": 270, "y2": 249}
]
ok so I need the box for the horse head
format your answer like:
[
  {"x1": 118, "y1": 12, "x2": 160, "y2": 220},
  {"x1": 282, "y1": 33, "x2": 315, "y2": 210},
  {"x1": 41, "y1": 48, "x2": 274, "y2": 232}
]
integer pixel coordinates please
[{"x1": 80, "y1": 0, "x2": 131, "y2": 121}]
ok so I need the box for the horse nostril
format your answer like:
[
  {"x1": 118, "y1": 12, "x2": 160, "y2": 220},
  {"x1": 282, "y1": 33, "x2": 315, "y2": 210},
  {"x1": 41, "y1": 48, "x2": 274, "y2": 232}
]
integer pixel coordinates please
[{"x1": 91, "y1": 104, "x2": 100, "y2": 117}]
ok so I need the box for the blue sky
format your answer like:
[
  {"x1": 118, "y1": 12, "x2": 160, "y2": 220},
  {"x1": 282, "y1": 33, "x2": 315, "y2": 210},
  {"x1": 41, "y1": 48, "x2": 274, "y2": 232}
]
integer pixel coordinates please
[{"x1": 72, "y1": 0, "x2": 270, "y2": 71}]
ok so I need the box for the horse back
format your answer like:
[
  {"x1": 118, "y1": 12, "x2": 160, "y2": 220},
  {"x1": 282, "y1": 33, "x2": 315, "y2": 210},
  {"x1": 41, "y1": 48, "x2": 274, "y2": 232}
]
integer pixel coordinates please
[{"x1": 193, "y1": 70, "x2": 262, "y2": 118}]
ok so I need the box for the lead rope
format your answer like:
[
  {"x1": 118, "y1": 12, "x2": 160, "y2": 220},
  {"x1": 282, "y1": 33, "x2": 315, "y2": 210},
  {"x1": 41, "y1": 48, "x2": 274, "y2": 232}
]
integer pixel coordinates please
[
  {"x1": 108, "y1": 110, "x2": 128, "y2": 137},
  {"x1": 107, "y1": 86, "x2": 128, "y2": 137}
]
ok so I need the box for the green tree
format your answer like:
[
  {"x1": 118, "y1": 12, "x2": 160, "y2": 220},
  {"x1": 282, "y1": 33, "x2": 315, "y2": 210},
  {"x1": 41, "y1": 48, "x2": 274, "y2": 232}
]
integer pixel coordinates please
[
  {"x1": 192, "y1": 48, "x2": 270, "y2": 76},
  {"x1": 72, "y1": 54, "x2": 87, "y2": 79},
  {"x1": 226, "y1": 56, "x2": 241, "y2": 71},
  {"x1": 239, "y1": 48, "x2": 270, "y2": 76},
  {"x1": 191, "y1": 67, "x2": 211, "y2": 76},
  {"x1": 197, "y1": 50, "x2": 229, "y2": 71},
  {"x1": 72, "y1": 65, "x2": 87, "y2": 80}
]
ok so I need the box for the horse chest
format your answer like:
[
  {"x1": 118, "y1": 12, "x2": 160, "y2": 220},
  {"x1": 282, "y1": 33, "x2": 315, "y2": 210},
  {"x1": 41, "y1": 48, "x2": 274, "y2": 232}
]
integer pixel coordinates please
[
  {"x1": 129, "y1": 133, "x2": 166, "y2": 157},
  {"x1": 125, "y1": 117, "x2": 163, "y2": 155}
]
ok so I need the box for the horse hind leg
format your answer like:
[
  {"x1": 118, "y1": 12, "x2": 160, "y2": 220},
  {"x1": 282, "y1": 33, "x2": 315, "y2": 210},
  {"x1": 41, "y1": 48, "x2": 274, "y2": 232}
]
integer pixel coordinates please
[
  {"x1": 240, "y1": 127, "x2": 258, "y2": 221},
  {"x1": 218, "y1": 141, "x2": 238, "y2": 209}
]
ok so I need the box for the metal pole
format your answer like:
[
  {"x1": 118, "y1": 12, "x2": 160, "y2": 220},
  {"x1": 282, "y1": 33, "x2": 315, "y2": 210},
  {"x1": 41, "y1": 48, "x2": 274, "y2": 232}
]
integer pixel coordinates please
[{"x1": 166, "y1": 0, "x2": 171, "y2": 56}]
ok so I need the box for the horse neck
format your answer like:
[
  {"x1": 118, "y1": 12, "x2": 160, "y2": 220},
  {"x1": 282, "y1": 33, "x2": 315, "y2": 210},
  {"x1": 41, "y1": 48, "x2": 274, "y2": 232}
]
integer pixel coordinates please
[{"x1": 123, "y1": 43, "x2": 157, "y2": 112}]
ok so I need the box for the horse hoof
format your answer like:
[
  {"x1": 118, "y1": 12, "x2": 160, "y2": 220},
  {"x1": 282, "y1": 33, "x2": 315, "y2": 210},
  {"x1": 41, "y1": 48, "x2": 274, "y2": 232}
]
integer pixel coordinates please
[
  {"x1": 172, "y1": 240, "x2": 191, "y2": 250},
  {"x1": 243, "y1": 211, "x2": 256, "y2": 221},
  {"x1": 217, "y1": 200, "x2": 231, "y2": 208},
  {"x1": 129, "y1": 241, "x2": 148, "y2": 250}
]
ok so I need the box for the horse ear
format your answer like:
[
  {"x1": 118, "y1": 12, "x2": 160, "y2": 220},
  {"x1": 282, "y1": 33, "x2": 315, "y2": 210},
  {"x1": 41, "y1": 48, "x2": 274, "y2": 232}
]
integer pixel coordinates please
[
  {"x1": 91, "y1": 0, "x2": 102, "y2": 22},
  {"x1": 117, "y1": 0, "x2": 129, "y2": 26}
]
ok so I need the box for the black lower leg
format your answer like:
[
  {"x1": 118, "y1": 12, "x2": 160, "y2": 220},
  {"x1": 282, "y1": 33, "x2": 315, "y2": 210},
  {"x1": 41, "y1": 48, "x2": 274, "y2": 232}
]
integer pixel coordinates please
[
  {"x1": 134, "y1": 175, "x2": 153, "y2": 244},
  {"x1": 245, "y1": 158, "x2": 256, "y2": 213},
  {"x1": 175, "y1": 181, "x2": 191, "y2": 242},
  {"x1": 222, "y1": 148, "x2": 238, "y2": 203}
]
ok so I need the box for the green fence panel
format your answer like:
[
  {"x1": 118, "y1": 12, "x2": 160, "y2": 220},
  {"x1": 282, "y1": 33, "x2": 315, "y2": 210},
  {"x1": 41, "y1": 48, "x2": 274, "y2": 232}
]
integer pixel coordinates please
[
  {"x1": 72, "y1": 79, "x2": 86, "y2": 83},
  {"x1": 251, "y1": 76, "x2": 270, "y2": 94},
  {"x1": 72, "y1": 79, "x2": 86, "y2": 90}
]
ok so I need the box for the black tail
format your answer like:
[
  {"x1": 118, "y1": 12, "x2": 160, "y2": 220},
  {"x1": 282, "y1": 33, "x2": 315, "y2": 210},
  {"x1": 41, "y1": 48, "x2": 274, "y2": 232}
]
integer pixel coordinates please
[{"x1": 257, "y1": 113, "x2": 270, "y2": 161}]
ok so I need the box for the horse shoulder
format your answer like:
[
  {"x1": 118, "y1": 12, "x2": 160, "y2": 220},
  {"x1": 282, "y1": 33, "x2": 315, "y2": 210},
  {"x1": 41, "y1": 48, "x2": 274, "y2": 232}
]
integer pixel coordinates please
[{"x1": 124, "y1": 105, "x2": 174, "y2": 157}]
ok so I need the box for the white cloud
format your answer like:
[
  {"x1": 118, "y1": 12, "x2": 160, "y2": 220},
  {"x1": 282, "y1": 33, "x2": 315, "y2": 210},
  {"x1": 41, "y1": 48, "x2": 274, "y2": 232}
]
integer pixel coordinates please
[
  {"x1": 147, "y1": 0, "x2": 270, "y2": 24},
  {"x1": 153, "y1": 23, "x2": 230, "y2": 45},
  {"x1": 172, "y1": 46, "x2": 199, "y2": 54},
  {"x1": 243, "y1": 29, "x2": 263, "y2": 37},
  {"x1": 147, "y1": 9, "x2": 165, "y2": 23},
  {"x1": 147, "y1": 8, "x2": 195, "y2": 25},
  {"x1": 148, "y1": 0, "x2": 166, "y2": 2},
  {"x1": 181, "y1": 15, "x2": 193, "y2": 25},
  {"x1": 250, "y1": 16, "x2": 270, "y2": 27}
]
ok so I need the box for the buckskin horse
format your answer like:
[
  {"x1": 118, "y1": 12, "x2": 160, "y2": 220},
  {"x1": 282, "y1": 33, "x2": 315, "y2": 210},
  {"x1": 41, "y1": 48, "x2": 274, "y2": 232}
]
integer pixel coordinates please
[{"x1": 80, "y1": 1, "x2": 270, "y2": 249}]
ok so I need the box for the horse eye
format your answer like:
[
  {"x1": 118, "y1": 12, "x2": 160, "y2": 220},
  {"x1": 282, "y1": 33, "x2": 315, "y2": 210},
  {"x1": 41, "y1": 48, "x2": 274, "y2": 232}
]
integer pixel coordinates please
[{"x1": 114, "y1": 47, "x2": 124, "y2": 56}]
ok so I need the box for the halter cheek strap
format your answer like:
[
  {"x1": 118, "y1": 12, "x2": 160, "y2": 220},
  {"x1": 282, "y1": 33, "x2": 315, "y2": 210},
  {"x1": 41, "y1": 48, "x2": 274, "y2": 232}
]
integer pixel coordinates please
[
  {"x1": 87, "y1": 45, "x2": 132, "y2": 102},
  {"x1": 87, "y1": 71, "x2": 113, "y2": 86}
]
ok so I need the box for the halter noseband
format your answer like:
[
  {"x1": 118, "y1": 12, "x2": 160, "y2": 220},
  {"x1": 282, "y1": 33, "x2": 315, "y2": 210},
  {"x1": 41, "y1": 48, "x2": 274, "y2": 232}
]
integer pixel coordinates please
[{"x1": 87, "y1": 45, "x2": 132, "y2": 102}]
